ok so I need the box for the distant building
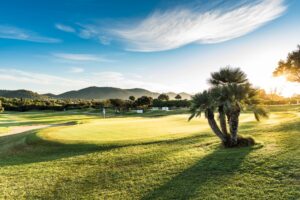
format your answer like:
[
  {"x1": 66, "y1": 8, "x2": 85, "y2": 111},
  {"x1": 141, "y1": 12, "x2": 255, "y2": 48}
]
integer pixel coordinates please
[
  {"x1": 162, "y1": 107, "x2": 169, "y2": 111},
  {"x1": 136, "y1": 110, "x2": 143, "y2": 114}
]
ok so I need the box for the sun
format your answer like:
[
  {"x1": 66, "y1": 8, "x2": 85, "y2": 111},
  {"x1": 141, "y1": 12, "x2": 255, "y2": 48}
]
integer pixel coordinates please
[{"x1": 265, "y1": 76, "x2": 299, "y2": 97}]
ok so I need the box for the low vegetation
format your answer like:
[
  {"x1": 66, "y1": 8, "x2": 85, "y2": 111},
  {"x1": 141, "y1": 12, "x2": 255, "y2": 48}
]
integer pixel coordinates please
[{"x1": 0, "y1": 105, "x2": 299, "y2": 199}]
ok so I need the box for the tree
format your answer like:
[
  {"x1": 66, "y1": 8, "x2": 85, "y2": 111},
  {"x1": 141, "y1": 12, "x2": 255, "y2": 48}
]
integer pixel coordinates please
[
  {"x1": 109, "y1": 99, "x2": 125, "y2": 113},
  {"x1": 175, "y1": 94, "x2": 182, "y2": 100},
  {"x1": 190, "y1": 67, "x2": 268, "y2": 147},
  {"x1": 129, "y1": 96, "x2": 135, "y2": 101},
  {"x1": 135, "y1": 96, "x2": 153, "y2": 108},
  {"x1": 158, "y1": 93, "x2": 169, "y2": 101},
  {"x1": 273, "y1": 45, "x2": 300, "y2": 82},
  {"x1": 0, "y1": 100, "x2": 4, "y2": 112}
]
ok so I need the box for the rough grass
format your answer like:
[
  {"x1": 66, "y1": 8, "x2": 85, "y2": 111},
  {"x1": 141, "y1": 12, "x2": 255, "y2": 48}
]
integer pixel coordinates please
[{"x1": 0, "y1": 106, "x2": 299, "y2": 199}]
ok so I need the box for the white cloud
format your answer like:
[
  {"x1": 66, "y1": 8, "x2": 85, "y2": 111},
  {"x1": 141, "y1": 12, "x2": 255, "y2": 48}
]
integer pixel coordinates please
[
  {"x1": 53, "y1": 53, "x2": 113, "y2": 62},
  {"x1": 93, "y1": 71, "x2": 124, "y2": 82},
  {"x1": 0, "y1": 69, "x2": 89, "y2": 88},
  {"x1": 0, "y1": 25, "x2": 61, "y2": 43},
  {"x1": 91, "y1": 71, "x2": 171, "y2": 91},
  {"x1": 78, "y1": 24, "x2": 111, "y2": 45},
  {"x1": 0, "y1": 69, "x2": 171, "y2": 94},
  {"x1": 107, "y1": 0, "x2": 286, "y2": 52},
  {"x1": 69, "y1": 67, "x2": 85, "y2": 73},
  {"x1": 55, "y1": 23, "x2": 76, "y2": 33}
]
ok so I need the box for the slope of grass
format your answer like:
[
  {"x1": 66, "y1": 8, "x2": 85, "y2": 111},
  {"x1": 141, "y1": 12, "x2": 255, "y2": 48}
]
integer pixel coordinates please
[{"x1": 0, "y1": 107, "x2": 299, "y2": 199}]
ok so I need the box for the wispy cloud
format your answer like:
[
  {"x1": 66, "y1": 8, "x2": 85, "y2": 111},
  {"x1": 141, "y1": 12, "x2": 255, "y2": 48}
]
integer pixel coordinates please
[
  {"x1": 53, "y1": 53, "x2": 114, "y2": 62},
  {"x1": 55, "y1": 23, "x2": 76, "y2": 33},
  {"x1": 90, "y1": 71, "x2": 171, "y2": 91},
  {"x1": 0, "y1": 25, "x2": 61, "y2": 43},
  {"x1": 104, "y1": 0, "x2": 286, "y2": 52},
  {"x1": 78, "y1": 24, "x2": 111, "y2": 45},
  {"x1": 0, "y1": 68, "x2": 171, "y2": 94},
  {"x1": 93, "y1": 71, "x2": 124, "y2": 82},
  {"x1": 69, "y1": 67, "x2": 85, "y2": 73},
  {"x1": 0, "y1": 69, "x2": 88, "y2": 87}
]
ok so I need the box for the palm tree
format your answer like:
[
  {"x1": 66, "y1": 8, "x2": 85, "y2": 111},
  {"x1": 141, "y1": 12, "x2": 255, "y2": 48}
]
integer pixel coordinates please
[
  {"x1": 208, "y1": 66, "x2": 248, "y2": 86},
  {"x1": 189, "y1": 90, "x2": 227, "y2": 144},
  {"x1": 190, "y1": 67, "x2": 268, "y2": 147}
]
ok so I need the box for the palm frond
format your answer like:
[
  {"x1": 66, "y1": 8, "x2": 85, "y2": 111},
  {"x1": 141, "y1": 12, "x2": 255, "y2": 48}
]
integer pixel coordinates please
[
  {"x1": 252, "y1": 106, "x2": 269, "y2": 121},
  {"x1": 208, "y1": 66, "x2": 248, "y2": 86}
]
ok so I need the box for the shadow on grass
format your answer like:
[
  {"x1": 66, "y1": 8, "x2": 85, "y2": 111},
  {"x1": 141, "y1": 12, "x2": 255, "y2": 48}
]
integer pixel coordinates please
[
  {"x1": 0, "y1": 130, "x2": 212, "y2": 167},
  {"x1": 142, "y1": 146, "x2": 255, "y2": 200}
]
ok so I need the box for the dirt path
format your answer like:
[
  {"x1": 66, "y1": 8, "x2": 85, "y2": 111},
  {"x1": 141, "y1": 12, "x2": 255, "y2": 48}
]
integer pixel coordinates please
[
  {"x1": 0, "y1": 121, "x2": 77, "y2": 137},
  {"x1": 0, "y1": 125, "x2": 53, "y2": 137}
]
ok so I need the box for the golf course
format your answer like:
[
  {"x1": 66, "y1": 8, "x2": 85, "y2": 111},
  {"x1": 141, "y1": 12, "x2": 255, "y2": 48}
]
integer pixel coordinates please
[{"x1": 0, "y1": 105, "x2": 299, "y2": 199}]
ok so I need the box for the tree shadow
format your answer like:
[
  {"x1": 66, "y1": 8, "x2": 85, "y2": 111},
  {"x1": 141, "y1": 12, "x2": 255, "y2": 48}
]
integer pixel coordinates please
[
  {"x1": 142, "y1": 146, "x2": 257, "y2": 200},
  {"x1": 31, "y1": 133, "x2": 216, "y2": 199},
  {"x1": 0, "y1": 130, "x2": 211, "y2": 168}
]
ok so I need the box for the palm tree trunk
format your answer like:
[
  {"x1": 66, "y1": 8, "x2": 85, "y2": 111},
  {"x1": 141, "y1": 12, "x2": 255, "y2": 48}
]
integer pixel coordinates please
[
  {"x1": 229, "y1": 111, "x2": 240, "y2": 145},
  {"x1": 207, "y1": 110, "x2": 227, "y2": 144},
  {"x1": 218, "y1": 106, "x2": 229, "y2": 136}
]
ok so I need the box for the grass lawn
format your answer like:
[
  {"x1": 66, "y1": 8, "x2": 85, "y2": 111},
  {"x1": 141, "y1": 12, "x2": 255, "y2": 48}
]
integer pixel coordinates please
[{"x1": 0, "y1": 106, "x2": 299, "y2": 199}]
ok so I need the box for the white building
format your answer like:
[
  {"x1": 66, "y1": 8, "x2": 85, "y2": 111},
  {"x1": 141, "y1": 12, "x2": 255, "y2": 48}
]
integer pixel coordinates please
[{"x1": 162, "y1": 107, "x2": 169, "y2": 111}]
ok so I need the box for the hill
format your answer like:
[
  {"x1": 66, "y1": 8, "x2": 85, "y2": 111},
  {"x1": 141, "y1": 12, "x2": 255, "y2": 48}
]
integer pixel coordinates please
[
  {"x1": 0, "y1": 89, "x2": 43, "y2": 99},
  {"x1": 0, "y1": 87, "x2": 192, "y2": 100},
  {"x1": 57, "y1": 87, "x2": 161, "y2": 100}
]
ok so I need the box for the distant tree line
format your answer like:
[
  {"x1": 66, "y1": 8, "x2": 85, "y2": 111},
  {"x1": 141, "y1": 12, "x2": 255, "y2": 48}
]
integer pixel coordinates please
[
  {"x1": 0, "y1": 88, "x2": 298, "y2": 113},
  {"x1": 110, "y1": 95, "x2": 190, "y2": 112},
  {"x1": 0, "y1": 94, "x2": 191, "y2": 112},
  {"x1": 257, "y1": 89, "x2": 300, "y2": 105},
  {"x1": 0, "y1": 97, "x2": 106, "y2": 112}
]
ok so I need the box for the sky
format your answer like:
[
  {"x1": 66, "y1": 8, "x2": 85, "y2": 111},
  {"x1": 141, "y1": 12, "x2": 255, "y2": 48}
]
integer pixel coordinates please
[{"x1": 0, "y1": 0, "x2": 299, "y2": 96}]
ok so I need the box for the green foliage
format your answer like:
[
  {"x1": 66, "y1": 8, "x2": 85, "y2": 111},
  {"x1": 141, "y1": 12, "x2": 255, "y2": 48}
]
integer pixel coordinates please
[
  {"x1": 273, "y1": 45, "x2": 300, "y2": 82},
  {"x1": 135, "y1": 96, "x2": 153, "y2": 108},
  {"x1": 158, "y1": 93, "x2": 169, "y2": 101},
  {"x1": 129, "y1": 95, "x2": 135, "y2": 101},
  {"x1": 153, "y1": 99, "x2": 191, "y2": 108},
  {"x1": 0, "y1": 97, "x2": 105, "y2": 112},
  {"x1": 189, "y1": 90, "x2": 216, "y2": 120},
  {"x1": 175, "y1": 94, "x2": 182, "y2": 100},
  {"x1": 190, "y1": 67, "x2": 268, "y2": 146},
  {"x1": 208, "y1": 66, "x2": 248, "y2": 86},
  {"x1": 0, "y1": 100, "x2": 4, "y2": 112}
]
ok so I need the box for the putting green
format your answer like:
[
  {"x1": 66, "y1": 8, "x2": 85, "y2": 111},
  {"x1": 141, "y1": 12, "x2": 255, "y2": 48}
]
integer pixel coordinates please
[
  {"x1": 38, "y1": 115, "x2": 209, "y2": 144},
  {"x1": 36, "y1": 113, "x2": 285, "y2": 145}
]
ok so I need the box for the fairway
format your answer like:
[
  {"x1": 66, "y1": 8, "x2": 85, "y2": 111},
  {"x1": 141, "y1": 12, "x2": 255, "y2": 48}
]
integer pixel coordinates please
[{"x1": 0, "y1": 108, "x2": 299, "y2": 199}]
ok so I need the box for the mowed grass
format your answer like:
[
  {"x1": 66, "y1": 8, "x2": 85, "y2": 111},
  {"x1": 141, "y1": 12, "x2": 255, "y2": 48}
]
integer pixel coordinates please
[{"x1": 0, "y1": 106, "x2": 299, "y2": 199}]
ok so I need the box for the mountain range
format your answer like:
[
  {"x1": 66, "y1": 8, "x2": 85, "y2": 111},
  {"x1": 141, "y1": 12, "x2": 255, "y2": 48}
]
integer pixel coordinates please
[{"x1": 0, "y1": 87, "x2": 191, "y2": 100}]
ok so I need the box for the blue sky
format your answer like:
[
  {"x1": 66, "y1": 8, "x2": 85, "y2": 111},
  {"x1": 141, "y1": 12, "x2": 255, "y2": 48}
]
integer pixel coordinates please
[{"x1": 0, "y1": 0, "x2": 299, "y2": 96}]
